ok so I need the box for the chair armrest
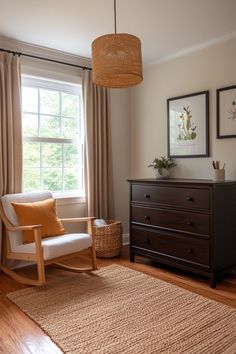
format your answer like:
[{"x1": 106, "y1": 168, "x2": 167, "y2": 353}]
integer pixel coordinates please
[
  {"x1": 5, "y1": 223, "x2": 43, "y2": 249},
  {"x1": 6, "y1": 224, "x2": 42, "y2": 232},
  {"x1": 12, "y1": 224, "x2": 43, "y2": 243},
  {"x1": 60, "y1": 217, "x2": 96, "y2": 223},
  {"x1": 60, "y1": 217, "x2": 96, "y2": 236}
]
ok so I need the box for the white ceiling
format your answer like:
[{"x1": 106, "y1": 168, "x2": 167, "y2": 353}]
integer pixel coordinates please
[{"x1": 0, "y1": 0, "x2": 236, "y2": 66}]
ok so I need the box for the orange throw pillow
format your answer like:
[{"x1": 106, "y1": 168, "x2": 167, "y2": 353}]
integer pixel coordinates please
[{"x1": 11, "y1": 198, "x2": 65, "y2": 244}]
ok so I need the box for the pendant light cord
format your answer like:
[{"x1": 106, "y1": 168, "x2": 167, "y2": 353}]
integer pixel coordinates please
[{"x1": 114, "y1": 0, "x2": 117, "y2": 34}]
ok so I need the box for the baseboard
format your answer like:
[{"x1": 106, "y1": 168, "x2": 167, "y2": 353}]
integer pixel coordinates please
[{"x1": 122, "y1": 233, "x2": 130, "y2": 246}]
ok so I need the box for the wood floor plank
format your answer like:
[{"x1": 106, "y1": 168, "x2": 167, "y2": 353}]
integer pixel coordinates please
[{"x1": 0, "y1": 245, "x2": 235, "y2": 353}]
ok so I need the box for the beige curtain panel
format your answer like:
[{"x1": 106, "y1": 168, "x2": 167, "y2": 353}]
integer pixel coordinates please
[
  {"x1": 82, "y1": 70, "x2": 113, "y2": 219},
  {"x1": 0, "y1": 52, "x2": 23, "y2": 261}
]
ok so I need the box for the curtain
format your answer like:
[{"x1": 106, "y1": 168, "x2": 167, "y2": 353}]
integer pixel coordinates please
[
  {"x1": 0, "y1": 52, "x2": 22, "y2": 261},
  {"x1": 82, "y1": 69, "x2": 113, "y2": 219}
]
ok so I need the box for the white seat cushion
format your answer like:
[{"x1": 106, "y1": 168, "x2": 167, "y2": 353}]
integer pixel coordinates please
[{"x1": 14, "y1": 233, "x2": 92, "y2": 261}]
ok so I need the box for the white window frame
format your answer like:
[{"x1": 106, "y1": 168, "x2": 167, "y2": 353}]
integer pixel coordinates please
[{"x1": 21, "y1": 75, "x2": 85, "y2": 199}]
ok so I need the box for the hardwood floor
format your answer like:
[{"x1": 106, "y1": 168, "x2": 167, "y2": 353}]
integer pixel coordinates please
[{"x1": 0, "y1": 245, "x2": 235, "y2": 354}]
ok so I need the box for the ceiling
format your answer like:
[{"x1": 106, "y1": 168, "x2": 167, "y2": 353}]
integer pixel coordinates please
[{"x1": 0, "y1": 0, "x2": 236, "y2": 66}]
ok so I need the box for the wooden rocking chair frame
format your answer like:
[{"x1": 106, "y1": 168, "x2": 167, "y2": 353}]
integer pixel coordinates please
[{"x1": 0, "y1": 202, "x2": 98, "y2": 286}]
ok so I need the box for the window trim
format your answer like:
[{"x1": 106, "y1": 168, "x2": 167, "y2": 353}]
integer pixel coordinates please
[
  {"x1": 21, "y1": 75, "x2": 84, "y2": 197},
  {"x1": 22, "y1": 75, "x2": 82, "y2": 95}
]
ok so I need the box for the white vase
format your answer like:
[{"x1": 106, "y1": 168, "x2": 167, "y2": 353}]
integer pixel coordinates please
[{"x1": 154, "y1": 169, "x2": 170, "y2": 179}]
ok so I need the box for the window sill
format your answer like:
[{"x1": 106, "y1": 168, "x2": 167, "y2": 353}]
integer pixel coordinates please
[{"x1": 53, "y1": 193, "x2": 86, "y2": 206}]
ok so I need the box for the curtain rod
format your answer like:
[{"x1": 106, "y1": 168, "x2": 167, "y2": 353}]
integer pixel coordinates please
[{"x1": 0, "y1": 47, "x2": 92, "y2": 71}]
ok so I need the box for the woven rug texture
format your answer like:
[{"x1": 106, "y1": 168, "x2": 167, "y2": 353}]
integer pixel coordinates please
[{"x1": 7, "y1": 264, "x2": 236, "y2": 354}]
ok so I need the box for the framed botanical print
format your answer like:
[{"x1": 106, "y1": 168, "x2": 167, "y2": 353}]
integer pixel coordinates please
[
  {"x1": 167, "y1": 91, "x2": 209, "y2": 158},
  {"x1": 217, "y1": 85, "x2": 236, "y2": 138}
]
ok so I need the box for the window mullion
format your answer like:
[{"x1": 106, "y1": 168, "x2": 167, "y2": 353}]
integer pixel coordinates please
[
  {"x1": 39, "y1": 88, "x2": 43, "y2": 190},
  {"x1": 23, "y1": 137, "x2": 73, "y2": 144},
  {"x1": 60, "y1": 91, "x2": 63, "y2": 192},
  {"x1": 38, "y1": 88, "x2": 40, "y2": 137},
  {"x1": 60, "y1": 91, "x2": 62, "y2": 137},
  {"x1": 62, "y1": 144, "x2": 64, "y2": 192},
  {"x1": 40, "y1": 142, "x2": 43, "y2": 190}
]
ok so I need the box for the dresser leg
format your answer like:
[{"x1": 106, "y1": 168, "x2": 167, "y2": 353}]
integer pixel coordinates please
[
  {"x1": 231, "y1": 268, "x2": 236, "y2": 275},
  {"x1": 130, "y1": 252, "x2": 135, "y2": 262},
  {"x1": 210, "y1": 275, "x2": 216, "y2": 289}
]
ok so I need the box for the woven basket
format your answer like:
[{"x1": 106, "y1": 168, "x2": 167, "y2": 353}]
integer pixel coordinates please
[{"x1": 93, "y1": 220, "x2": 123, "y2": 258}]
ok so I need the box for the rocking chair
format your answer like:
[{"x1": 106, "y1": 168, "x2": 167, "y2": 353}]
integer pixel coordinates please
[{"x1": 0, "y1": 191, "x2": 97, "y2": 286}]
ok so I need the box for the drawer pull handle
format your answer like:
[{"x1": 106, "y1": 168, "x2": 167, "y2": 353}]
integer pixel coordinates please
[
  {"x1": 144, "y1": 238, "x2": 150, "y2": 244},
  {"x1": 186, "y1": 196, "x2": 193, "y2": 201},
  {"x1": 145, "y1": 215, "x2": 150, "y2": 221},
  {"x1": 187, "y1": 248, "x2": 194, "y2": 254},
  {"x1": 186, "y1": 221, "x2": 193, "y2": 226},
  {"x1": 144, "y1": 194, "x2": 150, "y2": 198}
]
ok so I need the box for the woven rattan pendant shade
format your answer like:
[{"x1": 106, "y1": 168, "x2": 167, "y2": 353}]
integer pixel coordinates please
[{"x1": 92, "y1": 33, "x2": 143, "y2": 88}]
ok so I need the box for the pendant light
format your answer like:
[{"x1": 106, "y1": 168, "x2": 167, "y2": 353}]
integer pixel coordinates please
[{"x1": 92, "y1": 0, "x2": 143, "y2": 88}]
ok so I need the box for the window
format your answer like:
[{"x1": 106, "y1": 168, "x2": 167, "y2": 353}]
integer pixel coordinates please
[{"x1": 21, "y1": 76, "x2": 84, "y2": 196}]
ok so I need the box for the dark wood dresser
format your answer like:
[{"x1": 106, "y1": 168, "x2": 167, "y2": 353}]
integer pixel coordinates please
[{"x1": 128, "y1": 178, "x2": 236, "y2": 288}]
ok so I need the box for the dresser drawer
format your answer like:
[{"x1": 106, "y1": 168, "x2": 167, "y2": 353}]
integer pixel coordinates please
[
  {"x1": 131, "y1": 184, "x2": 210, "y2": 210},
  {"x1": 131, "y1": 226, "x2": 210, "y2": 266},
  {"x1": 132, "y1": 206, "x2": 210, "y2": 237}
]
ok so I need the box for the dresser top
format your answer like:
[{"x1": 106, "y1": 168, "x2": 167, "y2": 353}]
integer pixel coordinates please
[{"x1": 127, "y1": 178, "x2": 236, "y2": 186}]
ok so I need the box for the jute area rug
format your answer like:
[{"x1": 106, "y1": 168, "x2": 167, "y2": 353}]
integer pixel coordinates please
[{"x1": 7, "y1": 265, "x2": 236, "y2": 354}]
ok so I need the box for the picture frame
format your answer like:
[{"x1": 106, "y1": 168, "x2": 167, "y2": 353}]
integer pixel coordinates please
[
  {"x1": 217, "y1": 85, "x2": 236, "y2": 139},
  {"x1": 167, "y1": 91, "x2": 209, "y2": 158}
]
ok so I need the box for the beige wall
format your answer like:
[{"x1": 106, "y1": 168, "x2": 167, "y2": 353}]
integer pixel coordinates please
[{"x1": 130, "y1": 38, "x2": 236, "y2": 180}]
